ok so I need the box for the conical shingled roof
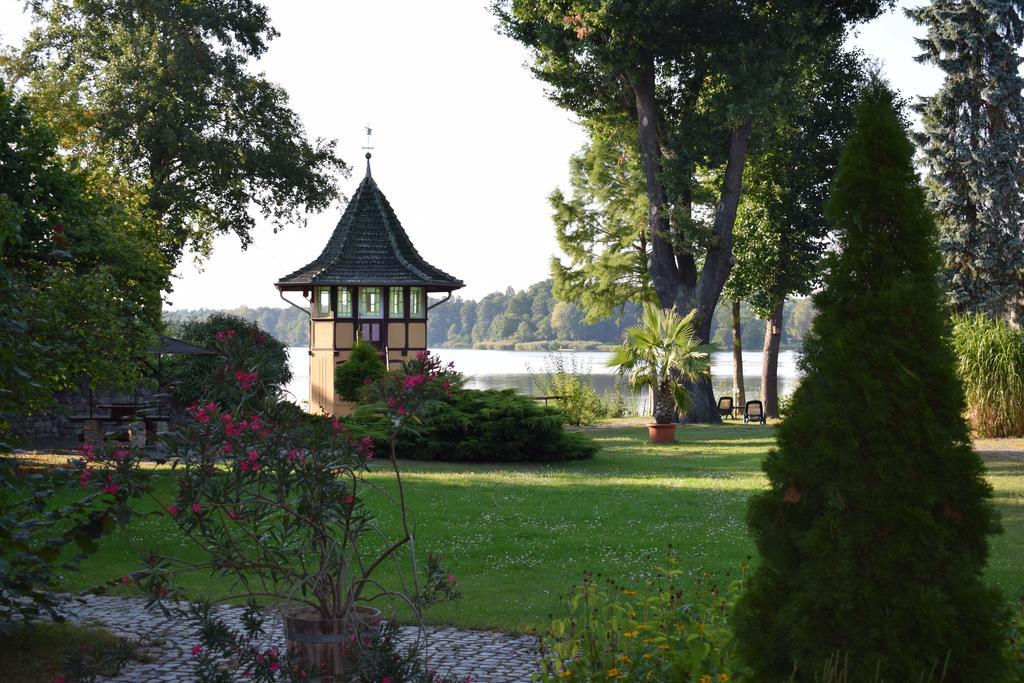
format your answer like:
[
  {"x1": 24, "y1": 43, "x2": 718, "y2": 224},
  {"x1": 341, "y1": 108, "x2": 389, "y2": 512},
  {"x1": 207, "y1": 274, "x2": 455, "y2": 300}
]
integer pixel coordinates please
[{"x1": 276, "y1": 161, "x2": 464, "y2": 290}]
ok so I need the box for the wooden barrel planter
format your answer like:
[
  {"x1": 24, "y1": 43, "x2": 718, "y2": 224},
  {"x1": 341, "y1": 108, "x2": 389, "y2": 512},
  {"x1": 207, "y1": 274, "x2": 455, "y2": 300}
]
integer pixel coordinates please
[{"x1": 284, "y1": 606, "x2": 382, "y2": 681}]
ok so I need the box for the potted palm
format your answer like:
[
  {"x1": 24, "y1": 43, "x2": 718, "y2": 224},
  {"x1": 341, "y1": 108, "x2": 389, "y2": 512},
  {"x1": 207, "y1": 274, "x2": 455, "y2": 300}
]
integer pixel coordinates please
[{"x1": 608, "y1": 305, "x2": 713, "y2": 443}]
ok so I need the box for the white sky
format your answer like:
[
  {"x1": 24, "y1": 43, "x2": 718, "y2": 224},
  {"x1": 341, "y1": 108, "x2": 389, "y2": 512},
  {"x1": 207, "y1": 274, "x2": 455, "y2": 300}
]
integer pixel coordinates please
[{"x1": 0, "y1": 0, "x2": 940, "y2": 310}]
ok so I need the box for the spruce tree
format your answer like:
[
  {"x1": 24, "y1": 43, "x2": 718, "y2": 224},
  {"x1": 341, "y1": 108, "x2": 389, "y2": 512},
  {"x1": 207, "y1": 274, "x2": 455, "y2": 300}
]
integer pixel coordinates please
[
  {"x1": 910, "y1": 0, "x2": 1024, "y2": 324},
  {"x1": 732, "y1": 82, "x2": 1006, "y2": 680}
]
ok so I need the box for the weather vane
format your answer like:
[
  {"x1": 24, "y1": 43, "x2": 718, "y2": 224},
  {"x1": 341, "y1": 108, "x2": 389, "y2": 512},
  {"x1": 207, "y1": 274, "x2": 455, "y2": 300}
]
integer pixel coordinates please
[{"x1": 362, "y1": 125, "x2": 374, "y2": 157}]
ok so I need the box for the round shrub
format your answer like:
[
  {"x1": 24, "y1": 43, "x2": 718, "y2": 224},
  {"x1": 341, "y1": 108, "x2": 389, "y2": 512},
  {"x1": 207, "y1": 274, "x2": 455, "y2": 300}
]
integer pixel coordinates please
[
  {"x1": 952, "y1": 313, "x2": 1024, "y2": 438},
  {"x1": 166, "y1": 313, "x2": 291, "y2": 407},
  {"x1": 335, "y1": 340, "x2": 387, "y2": 402}
]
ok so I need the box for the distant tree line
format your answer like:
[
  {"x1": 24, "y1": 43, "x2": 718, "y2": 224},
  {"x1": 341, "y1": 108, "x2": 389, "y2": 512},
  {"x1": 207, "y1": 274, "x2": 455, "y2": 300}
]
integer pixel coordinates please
[{"x1": 163, "y1": 281, "x2": 815, "y2": 351}]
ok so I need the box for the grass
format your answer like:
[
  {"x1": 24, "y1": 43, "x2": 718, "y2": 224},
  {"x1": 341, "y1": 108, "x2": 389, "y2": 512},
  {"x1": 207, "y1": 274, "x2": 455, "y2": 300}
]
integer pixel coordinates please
[
  {"x1": 0, "y1": 621, "x2": 146, "y2": 683},
  {"x1": 52, "y1": 423, "x2": 1024, "y2": 633}
]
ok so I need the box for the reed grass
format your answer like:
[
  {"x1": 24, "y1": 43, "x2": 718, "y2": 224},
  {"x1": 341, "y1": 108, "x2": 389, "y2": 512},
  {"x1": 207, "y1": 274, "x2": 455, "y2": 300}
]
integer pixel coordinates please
[{"x1": 951, "y1": 314, "x2": 1024, "y2": 438}]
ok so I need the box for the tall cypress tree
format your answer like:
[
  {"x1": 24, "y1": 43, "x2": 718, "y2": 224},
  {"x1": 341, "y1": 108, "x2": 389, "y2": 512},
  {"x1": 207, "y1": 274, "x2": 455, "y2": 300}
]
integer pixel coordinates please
[
  {"x1": 910, "y1": 0, "x2": 1024, "y2": 324},
  {"x1": 732, "y1": 82, "x2": 1006, "y2": 680}
]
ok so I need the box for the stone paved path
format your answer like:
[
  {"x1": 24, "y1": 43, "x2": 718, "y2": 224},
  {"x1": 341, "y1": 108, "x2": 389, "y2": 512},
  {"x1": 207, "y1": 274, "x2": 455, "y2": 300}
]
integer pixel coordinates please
[{"x1": 58, "y1": 595, "x2": 538, "y2": 682}]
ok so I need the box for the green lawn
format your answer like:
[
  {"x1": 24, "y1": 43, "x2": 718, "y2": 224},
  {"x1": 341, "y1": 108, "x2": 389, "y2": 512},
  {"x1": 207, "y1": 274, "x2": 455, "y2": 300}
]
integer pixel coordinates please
[{"x1": 61, "y1": 423, "x2": 1024, "y2": 633}]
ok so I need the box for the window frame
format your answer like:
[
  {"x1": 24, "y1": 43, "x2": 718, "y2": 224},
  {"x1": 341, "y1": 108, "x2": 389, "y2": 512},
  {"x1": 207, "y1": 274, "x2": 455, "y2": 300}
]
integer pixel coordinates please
[
  {"x1": 337, "y1": 287, "x2": 353, "y2": 318},
  {"x1": 409, "y1": 286, "x2": 426, "y2": 319},
  {"x1": 359, "y1": 286, "x2": 383, "y2": 319},
  {"x1": 389, "y1": 286, "x2": 405, "y2": 318},
  {"x1": 314, "y1": 286, "x2": 332, "y2": 318}
]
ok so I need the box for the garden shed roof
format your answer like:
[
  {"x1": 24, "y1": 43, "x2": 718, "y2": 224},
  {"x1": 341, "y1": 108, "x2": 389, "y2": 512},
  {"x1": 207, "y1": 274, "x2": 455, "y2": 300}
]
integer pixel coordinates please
[{"x1": 275, "y1": 156, "x2": 464, "y2": 291}]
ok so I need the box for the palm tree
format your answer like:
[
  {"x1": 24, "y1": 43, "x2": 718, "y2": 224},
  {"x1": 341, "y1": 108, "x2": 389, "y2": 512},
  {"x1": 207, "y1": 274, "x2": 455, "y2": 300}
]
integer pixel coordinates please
[{"x1": 608, "y1": 305, "x2": 713, "y2": 424}]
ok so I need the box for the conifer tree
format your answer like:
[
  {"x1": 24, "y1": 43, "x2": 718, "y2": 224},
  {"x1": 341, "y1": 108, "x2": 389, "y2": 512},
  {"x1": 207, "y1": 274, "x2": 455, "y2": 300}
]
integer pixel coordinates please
[
  {"x1": 732, "y1": 82, "x2": 1006, "y2": 680},
  {"x1": 910, "y1": 0, "x2": 1024, "y2": 324}
]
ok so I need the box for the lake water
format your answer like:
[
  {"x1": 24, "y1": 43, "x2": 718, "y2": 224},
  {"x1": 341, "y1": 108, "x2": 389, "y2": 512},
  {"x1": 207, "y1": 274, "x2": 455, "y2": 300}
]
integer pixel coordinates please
[{"x1": 284, "y1": 347, "x2": 802, "y2": 413}]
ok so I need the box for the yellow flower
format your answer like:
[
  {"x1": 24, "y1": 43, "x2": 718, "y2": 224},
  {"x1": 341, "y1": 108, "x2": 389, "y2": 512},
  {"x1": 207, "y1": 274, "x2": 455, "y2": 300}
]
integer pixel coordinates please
[
  {"x1": 658, "y1": 643, "x2": 670, "y2": 651},
  {"x1": 700, "y1": 676, "x2": 712, "y2": 683},
  {"x1": 607, "y1": 668, "x2": 619, "y2": 677},
  {"x1": 623, "y1": 630, "x2": 639, "y2": 638},
  {"x1": 623, "y1": 589, "x2": 637, "y2": 596},
  {"x1": 641, "y1": 638, "x2": 654, "y2": 644},
  {"x1": 628, "y1": 611, "x2": 636, "y2": 617},
  {"x1": 559, "y1": 670, "x2": 573, "y2": 678},
  {"x1": 718, "y1": 675, "x2": 730, "y2": 682},
  {"x1": 617, "y1": 655, "x2": 632, "y2": 664},
  {"x1": 642, "y1": 653, "x2": 653, "y2": 660}
]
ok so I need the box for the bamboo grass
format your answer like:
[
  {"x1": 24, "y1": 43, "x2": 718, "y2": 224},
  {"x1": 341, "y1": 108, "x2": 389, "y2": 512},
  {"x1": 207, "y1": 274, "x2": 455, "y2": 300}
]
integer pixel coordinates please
[{"x1": 952, "y1": 314, "x2": 1024, "y2": 438}]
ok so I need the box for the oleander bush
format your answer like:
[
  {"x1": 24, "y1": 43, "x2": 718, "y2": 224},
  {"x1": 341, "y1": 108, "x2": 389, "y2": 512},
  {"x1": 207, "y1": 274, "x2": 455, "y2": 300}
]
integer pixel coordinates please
[
  {"x1": 951, "y1": 313, "x2": 1024, "y2": 438},
  {"x1": 166, "y1": 312, "x2": 291, "y2": 407}
]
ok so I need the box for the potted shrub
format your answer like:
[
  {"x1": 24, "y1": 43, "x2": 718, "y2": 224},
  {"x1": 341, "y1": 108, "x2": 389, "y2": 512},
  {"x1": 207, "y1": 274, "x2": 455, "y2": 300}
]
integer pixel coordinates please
[
  {"x1": 142, "y1": 347, "x2": 459, "y2": 681},
  {"x1": 608, "y1": 305, "x2": 712, "y2": 443}
]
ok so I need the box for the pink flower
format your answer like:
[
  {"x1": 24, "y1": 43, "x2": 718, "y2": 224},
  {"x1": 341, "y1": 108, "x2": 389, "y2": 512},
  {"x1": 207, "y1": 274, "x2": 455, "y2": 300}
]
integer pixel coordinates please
[
  {"x1": 192, "y1": 644, "x2": 202, "y2": 656},
  {"x1": 206, "y1": 402, "x2": 217, "y2": 412},
  {"x1": 215, "y1": 330, "x2": 225, "y2": 341},
  {"x1": 79, "y1": 468, "x2": 93, "y2": 487},
  {"x1": 331, "y1": 418, "x2": 342, "y2": 431},
  {"x1": 387, "y1": 397, "x2": 396, "y2": 408},
  {"x1": 382, "y1": 678, "x2": 393, "y2": 683},
  {"x1": 168, "y1": 504, "x2": 179, "y2": 517},
  {"x1": 344, "y1": 496, "x2": 354, "y2": 506},
  {"x1": 287, "y1": 450, "x2": 300, "y2": 460},
  {"x1": 220, "y1": 412, "x2": 233, "y2": 423},
  {"x1": 270, "y1": 662, "x2": 280, "y2": 672},
  {"x1": 191, "y1": 503, "x2": 201, "y2": 514},
  {"x1": 259, "y1": 428, "x2": 270, "y2": 439},
  {"x1": 227, "y1": 510, "x2": 240, "y2": 520},
  {"x1": 113, "y1": 448, "x2": 128, "y2": 461},
  {"x1": 396, "y1": 406, "x2": 406, "y2": 416},
  {"x1": 222, "y1": 443, "x2": 233, "y2": 453},
  {"x1": 80, "y1": 443, "x2": 95, "y2": 461},
  {"x1": 234, "y1": 370, "x2": 258, "y2": 390},
  {"x1": 103, "y1": 479, "x2": 118, "y2": 495},
  {"x1": 442, "y1": 380, "x2": 451, "y2": 390},
  {"x1": 447, "y1": 574, "x2": 456, "y2": 584},
  {"x1": 247, "y1": 449, "x2": 259, "y2": 461},
  {"x1": 120, "y1": 576, "x2": 131, "y2": 585},
  {"x1": 240, "y1": 461, "x2": 250, "y2": 472},
  {"x1": 251, "y1": 462, "x2": 262, "y2": 472}
]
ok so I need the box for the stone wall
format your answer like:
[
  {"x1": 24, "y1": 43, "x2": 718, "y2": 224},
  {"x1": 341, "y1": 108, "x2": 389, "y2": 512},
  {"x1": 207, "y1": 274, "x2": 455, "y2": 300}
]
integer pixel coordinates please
[{"x1": 4, "y1": 382, "x2": 185, "y2": 447}]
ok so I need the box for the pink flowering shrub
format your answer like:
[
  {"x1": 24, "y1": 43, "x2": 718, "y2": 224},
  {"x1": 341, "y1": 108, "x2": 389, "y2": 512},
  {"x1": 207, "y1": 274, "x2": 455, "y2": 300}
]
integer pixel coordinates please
[
  {"x1": 138, "y1": 352, "x2": 462, "y2": 680},
  {"x1": 165, "y1": 312, "x2": 291, "y2": 410}
]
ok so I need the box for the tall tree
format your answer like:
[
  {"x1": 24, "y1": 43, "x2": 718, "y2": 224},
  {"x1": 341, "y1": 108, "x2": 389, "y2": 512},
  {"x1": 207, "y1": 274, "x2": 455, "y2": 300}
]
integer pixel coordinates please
[
  {"x1": 910, "y1": 0, "x2": 1024, "y2": 324},
  {"x1": 496, "y1": 0, "x2": 889, "y2": 421},
  {"x1": 0, "y1": 80, "x2": 169, "y2": 424},
  {"x1": 2, "y1": 0, "x2": 347, "y2": 270},
  {"x1": 733, "y1": 81, "x2": 1006, "y2": 680},
  {"x1": 550, "y1": 123, "x2": 652, "y2": 321},
  {"x1": 727, "y1": 44, "x2": 867, "y2": 417}
]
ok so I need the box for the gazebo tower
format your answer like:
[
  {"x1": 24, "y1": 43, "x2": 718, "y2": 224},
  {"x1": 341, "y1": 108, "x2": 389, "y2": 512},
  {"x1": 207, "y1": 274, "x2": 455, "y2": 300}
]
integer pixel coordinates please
[{"x1": 275, "y1": 153, "x2": 464, "y2": 414}]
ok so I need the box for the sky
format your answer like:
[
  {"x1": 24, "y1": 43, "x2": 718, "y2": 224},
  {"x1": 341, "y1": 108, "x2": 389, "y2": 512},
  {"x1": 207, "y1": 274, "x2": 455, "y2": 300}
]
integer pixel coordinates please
[{"x1": 0, "y1": 1, "x2": 943, "y2": 311}]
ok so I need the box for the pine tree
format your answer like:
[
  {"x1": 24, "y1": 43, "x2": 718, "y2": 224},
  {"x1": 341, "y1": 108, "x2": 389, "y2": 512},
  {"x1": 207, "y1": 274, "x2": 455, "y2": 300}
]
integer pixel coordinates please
[
  {"x1": 732, "y1": 82, "x2": 1006, "y2": 680},
  {"x1": 910, "y1": 0, "x2": 1024, "y2": 324}
]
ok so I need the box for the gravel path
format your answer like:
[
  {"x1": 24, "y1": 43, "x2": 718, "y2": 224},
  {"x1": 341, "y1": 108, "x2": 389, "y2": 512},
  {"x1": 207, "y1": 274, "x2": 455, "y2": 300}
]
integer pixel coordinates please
[{"x1": 58, "y1": 595, "x2": 538, "y2": 682}]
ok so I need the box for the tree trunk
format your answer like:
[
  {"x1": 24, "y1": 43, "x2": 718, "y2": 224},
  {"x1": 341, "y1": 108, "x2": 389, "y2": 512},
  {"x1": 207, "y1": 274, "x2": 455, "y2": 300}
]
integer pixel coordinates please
[
  {"x1": 732, "y1": 300, "x2": 745, "y2": 409},
  {"x1": 632, "y1": 58, "x2": 752, "y2": 423},
  {"x1": 760, "y1": 299, "x2": 784, "y2": 418}
]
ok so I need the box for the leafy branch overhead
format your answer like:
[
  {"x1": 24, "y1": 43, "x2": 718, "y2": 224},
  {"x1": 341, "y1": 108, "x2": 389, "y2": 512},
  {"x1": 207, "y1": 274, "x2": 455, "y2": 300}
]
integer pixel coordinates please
[{"x1": 1, "y1": 0, "x2": 349, "y2": 267}]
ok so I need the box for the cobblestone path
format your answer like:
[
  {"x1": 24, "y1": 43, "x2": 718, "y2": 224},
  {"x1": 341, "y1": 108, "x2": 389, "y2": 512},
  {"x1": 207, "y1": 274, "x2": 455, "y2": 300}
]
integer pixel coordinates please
[{"x1": 58, "y1": 595, "x2": 539, "y2": 682}]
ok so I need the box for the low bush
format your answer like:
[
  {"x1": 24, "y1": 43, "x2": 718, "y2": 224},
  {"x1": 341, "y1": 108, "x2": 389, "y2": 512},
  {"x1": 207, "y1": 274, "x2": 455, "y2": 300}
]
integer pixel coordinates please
[
  {"x1": 952, "y1": 314, "x2": 1024, "y2": 437},
  {"x1": 537, "y1": 552, "x2": 750, "y2": 682},
  {"x1": 536, "y1": 352, "x2": 606, "y2": 425},
  {"x1": 352, "y1": 387, "x2": 598, "y2": 463},
  {"x1": 334, "y1": 339, "x2": 387, "y2": 402}
]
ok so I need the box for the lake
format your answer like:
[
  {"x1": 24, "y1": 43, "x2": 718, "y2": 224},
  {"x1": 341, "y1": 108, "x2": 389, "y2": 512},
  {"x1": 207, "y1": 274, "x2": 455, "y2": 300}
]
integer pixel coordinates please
[{"x1": 284, "y1": 347, "x2": 802, "y2": 413}]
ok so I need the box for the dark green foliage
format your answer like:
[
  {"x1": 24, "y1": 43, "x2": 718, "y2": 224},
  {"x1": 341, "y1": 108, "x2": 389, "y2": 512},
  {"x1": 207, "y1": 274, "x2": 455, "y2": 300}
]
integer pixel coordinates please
[
  {"x1": 0, "y1": 80, "x2": 168, "y2": 424},
  {"x1": 733, "y1": 83, "x2": 1007, "y2": 680},
  {"x1": 165, "y1": 312, "x2": 291, "y2": 407},
  {"x1": 3, "y1": 0, "x2": 347, "y2": 268},
  {"x1": 910, "y1": 0, "x2": 1024, "y2": 323},
  {"x1": 334, "y1": 340, "x2": 387, "y2": 402},
  {"x1": 353, "y1": 389, "x2": 598, "y2": 463}
]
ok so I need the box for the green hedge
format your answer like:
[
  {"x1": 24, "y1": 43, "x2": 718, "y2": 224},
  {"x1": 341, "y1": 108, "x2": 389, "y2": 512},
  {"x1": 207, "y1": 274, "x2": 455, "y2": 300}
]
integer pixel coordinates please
[{"x1": 351, "y1": 388, "x2": 598, "y2": 463}]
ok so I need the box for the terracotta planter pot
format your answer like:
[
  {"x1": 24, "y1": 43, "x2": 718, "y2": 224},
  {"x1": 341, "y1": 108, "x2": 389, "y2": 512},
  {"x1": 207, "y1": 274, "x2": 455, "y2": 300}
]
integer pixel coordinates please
[
  {"x1": 647, "y1": 423, "x2": 677, "y2": 443},
  {"x1": 284, "y1": 606, "x2": 382, "y2": 681}
]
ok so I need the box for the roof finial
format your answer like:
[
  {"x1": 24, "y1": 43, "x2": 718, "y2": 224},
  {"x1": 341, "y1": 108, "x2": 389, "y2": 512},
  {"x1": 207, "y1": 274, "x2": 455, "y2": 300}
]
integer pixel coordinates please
[{"x1": 362, "y1": 124, "x2": 374, "y2": 177}]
